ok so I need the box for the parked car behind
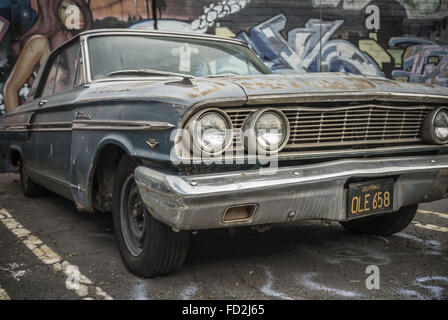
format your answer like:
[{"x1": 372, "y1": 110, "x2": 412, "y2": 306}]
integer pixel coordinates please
[{"x1": 1, "y1": 29, "x2": 448, "y2": 277}]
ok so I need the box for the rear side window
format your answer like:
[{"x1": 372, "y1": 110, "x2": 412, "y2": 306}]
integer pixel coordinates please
[
  {"x1": 41, "y1": 55, "x2": 59, "y2": 98},
  {"x1": 54, "y1": 42, "x2": 80, "y2": 94},
  {"x1": 39, "y1": 41, "x2": 80, "y2": 98}
]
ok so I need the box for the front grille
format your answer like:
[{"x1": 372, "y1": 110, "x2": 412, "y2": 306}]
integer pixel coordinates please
[{"x1": 223, "y1": 105, "x2": 433, "y2": 153}]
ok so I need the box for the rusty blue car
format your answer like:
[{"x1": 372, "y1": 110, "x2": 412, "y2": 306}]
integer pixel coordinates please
[{"x1": 1, "y1": 29, "x2": 448, "y2": 277}]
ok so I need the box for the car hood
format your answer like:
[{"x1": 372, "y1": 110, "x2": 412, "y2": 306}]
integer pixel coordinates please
[
  {"x1": 224, "y1": 72, "x2": 448, "y2": 104},
  {"x1": 78, "y1": 72, "x2": 448, "y2": 110}
]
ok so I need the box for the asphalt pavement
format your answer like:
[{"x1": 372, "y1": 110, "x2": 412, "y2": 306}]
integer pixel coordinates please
[{"x1": 0, "y1": 173, "x2": 447, "y2": 300}]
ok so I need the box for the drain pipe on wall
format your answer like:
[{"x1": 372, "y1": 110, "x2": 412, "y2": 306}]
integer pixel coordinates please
[{"x1": 153, "y1": 0, "x2": 158, "y2": 30}]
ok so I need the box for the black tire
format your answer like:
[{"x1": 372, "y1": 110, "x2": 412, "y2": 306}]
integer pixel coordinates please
[
  {"x1": 340, "y1": 205, "x2": 417, "y2": 236},
  {"x1": 19, "y1": 159, "x2": 45, "y2": 197},
  {"x1": 112, "y1": 155, "x2": 189, "y2": 278}
]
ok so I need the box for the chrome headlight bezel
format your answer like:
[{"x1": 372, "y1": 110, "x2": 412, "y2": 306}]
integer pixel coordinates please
[
  {"x1": 243, "y1": 108, "x2": 290, "y2": 154},
  {"x1": 183, "y1": 109, "x2": 233, "y2": 156},
  {"x1": 422, "y1": 107, "x2": 448, "y2": 145}
]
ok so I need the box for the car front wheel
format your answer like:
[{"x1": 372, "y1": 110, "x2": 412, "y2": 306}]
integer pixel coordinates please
[
  {"x1": 339, "y1": 205, "x2": 418, "y2": 236},
  {"x1": 112, "y1": 155, "x2": 189, "y2": 278}
]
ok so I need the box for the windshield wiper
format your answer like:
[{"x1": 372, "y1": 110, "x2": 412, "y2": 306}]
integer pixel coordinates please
[{"x1": 107, "y1": 68, "x2": 193, "y2": 78}]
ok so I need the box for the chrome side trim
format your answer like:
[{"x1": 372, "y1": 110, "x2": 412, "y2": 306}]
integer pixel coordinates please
[
  {"x1": 0, "y1": 111, "x2": 35, "y2": 132},
  {"x1": 31, "y1": 122, "x2": 72, "y2": 132},
  {"x1": 0, "y1": 120, "x2": 175, "y2": 132},
  {"x1": 0, "y1": 124, "x2": 29, "y2": 132},
  {"x1": 72, "y1": 120, "x2": 175, "y2": 131}
]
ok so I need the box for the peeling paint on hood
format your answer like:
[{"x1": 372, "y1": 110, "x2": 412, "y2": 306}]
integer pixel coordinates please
[{"x1": 225, "y1": 72, "x2": 448, "y2": 98}]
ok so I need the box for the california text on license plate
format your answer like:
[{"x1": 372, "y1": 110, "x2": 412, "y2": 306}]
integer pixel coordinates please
[{"x1": 347, "y1": 178, "x2": 394, "y2": 218}]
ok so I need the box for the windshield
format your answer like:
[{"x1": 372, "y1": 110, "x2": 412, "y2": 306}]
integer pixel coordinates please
[{"x1": 87, "y1": 35, "x2": 271, "y2": 80}]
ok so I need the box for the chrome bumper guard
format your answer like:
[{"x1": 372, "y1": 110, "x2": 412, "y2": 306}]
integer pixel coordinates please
[{"x1": 134, "y1": 155, "x2": 448, "y2": 230}]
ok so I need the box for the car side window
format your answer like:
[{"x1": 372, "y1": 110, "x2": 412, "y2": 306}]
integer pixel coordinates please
[
  {"x1": 54, "y1": 42, "x2": 80, "y2": 95},
  {"x1": 41, "y1": 55, "x2": 59, "y2": 98}
]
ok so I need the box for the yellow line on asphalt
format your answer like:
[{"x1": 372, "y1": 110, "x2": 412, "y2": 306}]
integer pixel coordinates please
[
  {"x1": 0, "y1": 285, "x2": 11, "y2": 300},
  {"x1": 0, "y1": 208, "x2": 113, "y2": 300},
  {"x1": 417, "y1": 209, "x2": 448, "y2": 220},
  {"x1": 412, "y1": 221, "x2": 448, "y2": 233}
]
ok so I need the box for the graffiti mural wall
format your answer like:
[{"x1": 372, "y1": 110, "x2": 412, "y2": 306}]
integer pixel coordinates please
[{"x1": 0, "y1": 0, "x2": 447, "y2": 115}]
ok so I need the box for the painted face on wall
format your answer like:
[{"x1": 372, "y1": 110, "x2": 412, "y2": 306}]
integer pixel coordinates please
[{"x1": 58, "y1": 0, "x2": 85, "y2": 30}]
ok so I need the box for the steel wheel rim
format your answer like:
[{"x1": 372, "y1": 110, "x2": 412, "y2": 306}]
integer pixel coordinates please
[{"x1": 120, "y1": 174, "x2": 146, "y2": 257}]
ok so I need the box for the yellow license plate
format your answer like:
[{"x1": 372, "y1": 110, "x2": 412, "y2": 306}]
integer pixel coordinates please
[{"x1": 347, "y1": 178, "x2": 394, "y2": 218}]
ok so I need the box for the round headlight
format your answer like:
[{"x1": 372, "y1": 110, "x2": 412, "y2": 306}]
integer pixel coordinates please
[
  {"x1": 243, "y1": 109, "x2": 290, "y2": 153},
  {"x1": 434, "y1": 110, "x2": 448, "y2": 141},
  {"x1": 423, "y1": 107, "x2": 448, "y2": 145},
  {"x1": 185, "y1": 110, "x2": 232, "y2": 155},
  {"x1": 256, "y1": 112, "x2": 287, "y2": 150}
]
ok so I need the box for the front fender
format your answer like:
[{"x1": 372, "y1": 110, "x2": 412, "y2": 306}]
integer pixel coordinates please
[{"x1": 70, "y1": 129, "x2": 174, "y2": 212}]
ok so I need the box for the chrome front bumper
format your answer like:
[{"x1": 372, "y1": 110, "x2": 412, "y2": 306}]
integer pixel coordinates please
[{"x1": 134, "y1": 155, "x2": 448, "y2": 231}]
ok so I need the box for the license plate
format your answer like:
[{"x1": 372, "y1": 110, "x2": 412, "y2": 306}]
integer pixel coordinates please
[{"x1": 347, "y1": 178, "x2": 394, "y2": 218}]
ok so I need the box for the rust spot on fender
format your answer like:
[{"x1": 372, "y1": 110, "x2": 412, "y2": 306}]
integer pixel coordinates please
[{"x1": 187, "y1": 84, "x2": 222, "y2": 98}]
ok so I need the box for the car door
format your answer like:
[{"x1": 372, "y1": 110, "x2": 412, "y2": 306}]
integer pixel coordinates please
[{"x1": 29, "y1": 41, "x2": 82, "y2": 196}]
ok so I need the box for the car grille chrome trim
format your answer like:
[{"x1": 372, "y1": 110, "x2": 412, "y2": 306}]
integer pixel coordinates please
[{"x1": 222, "y1": 105, "x2": 434, "y2": 153}]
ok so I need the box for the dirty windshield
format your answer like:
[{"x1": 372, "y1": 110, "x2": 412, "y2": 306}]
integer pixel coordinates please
[{"x1": 88, "y1": 35, "x2": 271, "y2": 80}]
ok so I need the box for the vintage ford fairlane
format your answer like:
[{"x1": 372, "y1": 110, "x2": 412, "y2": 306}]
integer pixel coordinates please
[{"x1": 1, "y1": 29, "x2": 448, "y2": 277}]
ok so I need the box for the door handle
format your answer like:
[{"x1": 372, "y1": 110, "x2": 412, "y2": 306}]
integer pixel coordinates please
[{"x1": 38, "y1": 100, "x2": 47, "y2": 106}]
